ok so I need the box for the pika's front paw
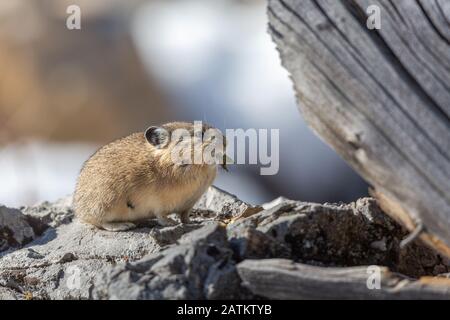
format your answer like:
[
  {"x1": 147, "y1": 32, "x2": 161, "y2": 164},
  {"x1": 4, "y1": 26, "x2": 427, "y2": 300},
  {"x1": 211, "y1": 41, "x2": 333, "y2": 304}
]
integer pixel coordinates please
[
  {"x1": 101, "y1": 222, "x2": 136, "y2": 232},
  {"x1": 179, "y1": 211, "x2": 191, "y2": 224}
]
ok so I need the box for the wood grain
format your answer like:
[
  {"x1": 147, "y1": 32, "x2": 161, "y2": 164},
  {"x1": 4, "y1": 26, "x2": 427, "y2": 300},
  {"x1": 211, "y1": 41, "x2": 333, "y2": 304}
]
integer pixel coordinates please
[
  {"x1": 267, "y1": 0, "x2": 450, "y2": 256},
  {"x1": 238, "y1": 259, "x2": 450, "y2": 299}
]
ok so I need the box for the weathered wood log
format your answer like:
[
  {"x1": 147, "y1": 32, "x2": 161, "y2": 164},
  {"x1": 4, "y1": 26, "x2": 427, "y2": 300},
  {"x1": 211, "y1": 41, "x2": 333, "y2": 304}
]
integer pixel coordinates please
[
  {"x1": 238, "y1": 259, "x2": 450, "y2": 299},
  {"x1": 267, "y1": 0, "x2": 450, "y2": 257}
]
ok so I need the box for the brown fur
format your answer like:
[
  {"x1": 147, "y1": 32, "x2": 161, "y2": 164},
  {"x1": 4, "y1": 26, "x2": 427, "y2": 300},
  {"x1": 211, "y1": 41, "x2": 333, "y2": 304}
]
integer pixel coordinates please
[{"x1": 73, "y1": 122, "x2": 219, "y2": 230}]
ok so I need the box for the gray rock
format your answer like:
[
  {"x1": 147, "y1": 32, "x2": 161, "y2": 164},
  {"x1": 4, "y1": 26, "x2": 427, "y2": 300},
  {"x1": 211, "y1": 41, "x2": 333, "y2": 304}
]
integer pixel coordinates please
[
  {"x1": 0, "y1": 205, "x2": 44, "y2": 253},
  {"x1": 21, "y1": 196, "x2": 74, "y2": 228},
  {"x1": 0, "y1": 187, "x2": 448, "y2": 300},
  {"x1": 194, "y1": 186, "x2": 263, "y2": 221},
  {"x1": 0, "y1": 218, "x2": 162, "y2": 299},
  {"x1": 0, "y1": 187, "x2": 255, "y2": 299},
  {"x1": 92, "y1": 223, "x2": 249, "y2": 300},
  {"x1": 227, "y1": 198, "x2": 450, "y2": 278},
  {"x1": 0, "y1": 286, "x2": 19, "y2": 300}
]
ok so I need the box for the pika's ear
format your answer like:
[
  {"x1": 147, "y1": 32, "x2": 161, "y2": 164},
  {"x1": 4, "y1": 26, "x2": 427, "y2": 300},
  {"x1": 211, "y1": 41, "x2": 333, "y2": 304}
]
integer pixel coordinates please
[{"x1": 145, "y1": 126, "x2": 169, "y2": 148}]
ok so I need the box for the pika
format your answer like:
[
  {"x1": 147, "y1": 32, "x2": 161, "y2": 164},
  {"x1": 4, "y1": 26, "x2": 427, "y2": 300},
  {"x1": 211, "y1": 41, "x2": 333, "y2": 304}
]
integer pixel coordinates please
[{"x1": 73, "y1": 121, "x2": 225, "y2": 231}]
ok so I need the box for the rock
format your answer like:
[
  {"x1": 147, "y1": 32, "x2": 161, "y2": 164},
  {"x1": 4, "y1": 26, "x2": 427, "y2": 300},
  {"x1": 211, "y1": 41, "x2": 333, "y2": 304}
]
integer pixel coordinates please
[
  {"x1": 0, "y1": 186, "x2": 257, "y2": 299},
  {"x1": 0, "y1": 217, "x2": 162, "y2": 299},
  {"x1": 92, "y1": 223, "x2": 250, "y2": 300},
  {"x1": 229, "y1": 227, "x2": 291, "y2": 260},
  {"x1": 0, "y1": 286, "x2": 19, "y2": 300},
  {"x1": 21, "y1": 196, "x2": 74, "y2": 228},
  {"x1": 194, "y1": 186, "x2": 263, "y2": 221},
  {"x1": 0, "y1": 205, "x2": 45, "y2": 252},
  {"x1": 0, "y1": 186, "x2": 448, "y2": 299},
  {"x1": 227, "y1": 198, "x2": 450, "y2": 278}
]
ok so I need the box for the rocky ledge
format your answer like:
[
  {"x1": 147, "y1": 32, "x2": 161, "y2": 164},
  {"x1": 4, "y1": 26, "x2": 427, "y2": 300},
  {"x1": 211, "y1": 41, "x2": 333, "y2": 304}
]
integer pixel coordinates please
[{"x1": 1, "y1": 187, "x2": 449, "y2": 300}]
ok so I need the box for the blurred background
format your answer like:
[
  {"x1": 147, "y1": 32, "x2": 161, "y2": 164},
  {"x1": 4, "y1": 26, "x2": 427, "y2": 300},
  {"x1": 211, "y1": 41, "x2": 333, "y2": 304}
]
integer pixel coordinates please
[{"x1": 0, "y1": 0, "x2": 368, "y2": 207}]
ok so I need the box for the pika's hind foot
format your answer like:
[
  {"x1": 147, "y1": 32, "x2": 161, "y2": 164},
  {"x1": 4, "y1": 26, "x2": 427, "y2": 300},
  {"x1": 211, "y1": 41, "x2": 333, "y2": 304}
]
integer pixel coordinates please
[{"x1": 101, "y1": 222, "x2": 136, "y2": 232}]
